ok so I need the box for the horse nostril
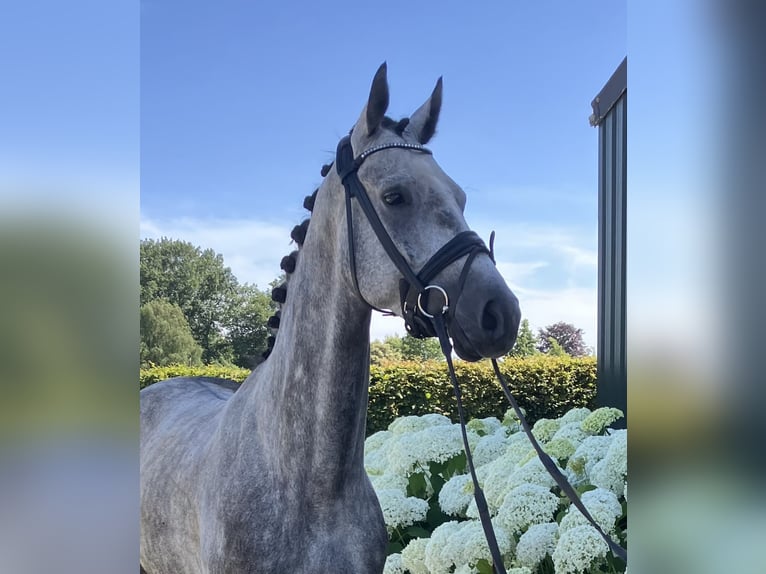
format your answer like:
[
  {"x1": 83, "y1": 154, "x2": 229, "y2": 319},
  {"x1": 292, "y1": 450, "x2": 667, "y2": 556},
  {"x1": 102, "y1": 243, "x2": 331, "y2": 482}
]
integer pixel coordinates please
[{"x1": 481, "y1": 300, "x2": 501, "y2": 333}]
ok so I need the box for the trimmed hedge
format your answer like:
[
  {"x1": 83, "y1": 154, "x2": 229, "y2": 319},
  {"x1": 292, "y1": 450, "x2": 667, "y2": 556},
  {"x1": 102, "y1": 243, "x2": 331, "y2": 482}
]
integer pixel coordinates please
[
  {"x1": 366, "y1": 356, "x2": 596, "y2": 434},
  {"x1": 139, "y1": 364, "x2": 250, "y2": 390},
  {"x1": 140, "y1": 356, "x2": 597, "y2": 435}
]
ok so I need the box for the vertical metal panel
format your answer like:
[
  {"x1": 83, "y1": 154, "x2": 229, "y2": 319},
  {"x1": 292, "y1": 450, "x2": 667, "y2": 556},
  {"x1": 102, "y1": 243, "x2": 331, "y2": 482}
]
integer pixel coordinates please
[{"x1": 593, "y1": 60, "x2": 627, "y2": 426}]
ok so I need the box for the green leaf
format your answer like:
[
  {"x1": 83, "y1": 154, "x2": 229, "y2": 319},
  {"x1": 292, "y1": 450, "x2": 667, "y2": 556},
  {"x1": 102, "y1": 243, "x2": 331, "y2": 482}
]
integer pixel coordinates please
[
  {"x1": 576, "y1": 483, "x2": 597, "y2": 495},
  {"x1": 403, "y1": 525, "x2": 431, "y2": 539},
  {"x1": 444, "y1": 452, "x2": 467, "y2": 479},
  {"x1": 429, "y1": 460, "x2": 446, "y2": 477},
  {"x1": 407, "y1": 472, "x2": 428, "y2": 499},
  {"x1": 475, "y1": 559, "x2": 494, "y2": 574},
  {"x1": 429, "y1": 473, "x2": 446, "y2": 496},
  {"x1": 386, "y1": 541, "x2": 403, "y2": 555},
  {"x1": 425, "y1": 499, "x2": 450, "y2": 530}
]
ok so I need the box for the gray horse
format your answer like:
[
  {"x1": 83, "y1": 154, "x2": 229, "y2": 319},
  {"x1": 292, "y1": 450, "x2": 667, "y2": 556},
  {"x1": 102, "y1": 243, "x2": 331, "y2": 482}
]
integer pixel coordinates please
[{"x1": 140, "y1": 64, "x2": 520, "y2": 574}]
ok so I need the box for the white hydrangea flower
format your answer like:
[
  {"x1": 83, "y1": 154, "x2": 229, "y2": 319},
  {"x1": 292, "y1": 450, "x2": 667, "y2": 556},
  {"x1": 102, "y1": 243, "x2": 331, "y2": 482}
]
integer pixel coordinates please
[
  {"x1": 516, "y1": 439, "x2": 576, "y2": 469},
  {"x1": 495, "y1": 483, "x2": 560, "y2": 535},
  {"x1": 375, "y1": 488, "x2": 429, "y2": 534},
  {"x1": 383, "y1": 553, "x2": 405, "y2": 574},
  {"x1": 506, "y1": 568, "x2": 533, "y2": 574},
  {"x1": 442, "y1": 521, "x2": 472, "y2": 571},
  {"x1": 369, "y1": 471, "x2": 408, "y2": 494},
  {"x1": 580, "y1": 407, "x2": 624, "y2": 435},
  {"x1": 427, "y1": 520, "x2": 511, "y2": 574},
  {"x1": 474, "y1": 451, "x2": 520, "y2": 513},
  {"x1": 365, "y1": 432, "x2": 397, "y2": 476},
  {"x1": 388, "y1": 413, "x2": 451, "y2": 435},
  {"x1": 559, "y1": 407, "x2": 592, "y2": 424},
  {"x1": 365, "y1": 430, "x2": 393, "y2": 454},
  {"x1": 455, "y1": 519, "x2": 512, "y2": 570},
  {"x1": 552, "y1": 524, "x2": 609, "y2": 573},
  {"x1": 542, "y1": 437, "x2": 576, "y2": 461},
  {"x1": 466, "y1": 428, "x2": 482, "y2": 453},
  {"x1": 515, "y1": 522, "x2": 559, "y2": 569},
  {"x1": 467, "y1": 416, "x2": 503, "y2": 436},
  {"x1": 469, "y1": 432, "x2": 533, "y2": 509},
  {"x1": 425, "y1": 521, "x2": 463, "y2": 573},
  {"x1": 508, "y1": 457, "x2": 559, "y2": 491},
  {"x1": 401, "y1": 537, "x2": 429, "y2": 574},
  {"x1": 505, "y1": 432, "x2": 536, "y2": 465},
  {"x1": 551, "y1": 421, "x2": 589, "y2": 446},
  {"x1": 589, "y1": 429, "x2": 626, "y2": 495},
  {"x1": 453, "y1": 565, "x2": 477, "y2": 574},
  {"x1": 502, "y1": 407, "x2": 526, "y2": 431},
  {"x1": 567, "y1": 435, "x2": 612, "y2": 481},
  {"x1": 469, "y1": 450, "x2": 560, "y2": 518},
  {"x1": 531, "y1": 418, "x2": 561, "y2": 442},
  {"x1": 559, "y1": 488, "x2": 622, "y2": 534},
  {"x1": 364, "y1": 449, "x2": 388, "y2": 477},
  {"x1": 387, "y1": 424, "x2": 465, "y2": 475},
  {"x1": 439, "y1": 473, "x2": 474, "y2": 516},
  {"x1": 473, "y1": 428, "x2": 511, "y2": 467}
]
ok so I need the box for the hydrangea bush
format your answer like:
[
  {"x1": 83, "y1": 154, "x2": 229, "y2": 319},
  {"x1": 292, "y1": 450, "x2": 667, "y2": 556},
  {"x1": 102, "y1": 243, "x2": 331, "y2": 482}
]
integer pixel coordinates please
[{"x1": 366, "y1": 407, "x2": 627, "y2": 574}]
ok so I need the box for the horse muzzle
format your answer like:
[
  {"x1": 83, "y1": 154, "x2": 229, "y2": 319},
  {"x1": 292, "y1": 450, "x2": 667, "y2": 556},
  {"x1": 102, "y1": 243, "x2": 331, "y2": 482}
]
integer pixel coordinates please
[{"x1": 448, "y1": 265, "x2": 521, "y2": 361}]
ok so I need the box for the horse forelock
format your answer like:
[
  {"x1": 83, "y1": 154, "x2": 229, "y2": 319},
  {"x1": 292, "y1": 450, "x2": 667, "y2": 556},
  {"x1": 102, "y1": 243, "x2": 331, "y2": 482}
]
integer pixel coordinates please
[{"x1": 380, "y1": 115, "x2": 410, "y2": 136}]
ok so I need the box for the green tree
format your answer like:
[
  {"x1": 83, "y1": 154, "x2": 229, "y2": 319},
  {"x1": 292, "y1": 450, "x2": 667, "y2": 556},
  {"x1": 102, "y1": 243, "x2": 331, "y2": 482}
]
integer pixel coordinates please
[
  {"x1": 545, "y1": 336, "x2": 570, "y2": 357},
  {"x1": 140, "y1": 238, "x2": 239, "y2": 363},
  {"x1": 507, "y1": 318, "x2": 538, "y2": 358},
  {"x1": 140, "y1": 299, "x2": 203, "y2": 367},
  {"x1": 400, "y1": 334, "x2": 444, "y2": 361},
  {"x1": 370, "y1": 334, "x2": 444, "y2": 364},
  {"x1": 536, "y1": 321, "x2": 587, "y2": 356},
  {"x1": 223, "y1": 283, "x2": 278, "y2": 369},
  {"x1": 370, "y1": 339, "x2": 403, "y2": 365}
]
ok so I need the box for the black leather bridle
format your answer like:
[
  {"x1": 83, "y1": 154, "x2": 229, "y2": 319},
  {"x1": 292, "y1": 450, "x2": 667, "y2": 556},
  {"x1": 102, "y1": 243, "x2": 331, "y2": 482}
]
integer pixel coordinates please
[
  {"x1": 336, "y1": 134, "x2": 492, "y2": 340},
  {"x1": 334, "y1": 133, "x2": 627, "y2": 571}
]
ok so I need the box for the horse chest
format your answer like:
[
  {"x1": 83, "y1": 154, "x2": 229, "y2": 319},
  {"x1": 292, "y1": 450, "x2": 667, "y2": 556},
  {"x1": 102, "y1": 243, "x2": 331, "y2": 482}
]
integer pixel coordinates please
[{"x1": 203, "y1": 478, "x2": 387, "y2": 574}]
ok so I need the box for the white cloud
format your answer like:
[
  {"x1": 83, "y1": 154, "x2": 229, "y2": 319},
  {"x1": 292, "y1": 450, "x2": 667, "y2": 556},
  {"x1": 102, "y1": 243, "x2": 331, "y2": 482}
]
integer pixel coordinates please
[
  {"x1": 472, "y1": 221, "x2": 598, "y2": 349},
  {"x1": 140, "y1": 214, "x2": 292, "y2": 289},
  {"x1": 496, "y1": 260, "x2": 549, "y2": 282},
  {"x1": 508, "y1": 284, "x2": 597, "y2": 351}
]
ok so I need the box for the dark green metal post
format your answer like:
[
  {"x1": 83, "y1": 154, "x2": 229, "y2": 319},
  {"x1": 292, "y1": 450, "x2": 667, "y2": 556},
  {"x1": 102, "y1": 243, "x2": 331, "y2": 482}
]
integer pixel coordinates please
[{"x1": 590, "y1": 58, "x2": 627, "y2": 427}]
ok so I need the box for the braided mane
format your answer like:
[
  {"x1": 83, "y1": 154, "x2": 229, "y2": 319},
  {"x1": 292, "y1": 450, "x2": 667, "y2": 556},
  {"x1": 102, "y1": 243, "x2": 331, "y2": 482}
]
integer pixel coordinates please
[{"x1": 262, "y1": 116, "x2": 410, "y2": 360}]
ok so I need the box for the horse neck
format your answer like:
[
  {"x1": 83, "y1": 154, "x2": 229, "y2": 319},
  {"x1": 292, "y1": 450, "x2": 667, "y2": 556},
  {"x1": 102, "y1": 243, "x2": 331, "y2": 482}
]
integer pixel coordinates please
[{"x1": 243, "y1": 201, "x2": 373, "y2": 492}]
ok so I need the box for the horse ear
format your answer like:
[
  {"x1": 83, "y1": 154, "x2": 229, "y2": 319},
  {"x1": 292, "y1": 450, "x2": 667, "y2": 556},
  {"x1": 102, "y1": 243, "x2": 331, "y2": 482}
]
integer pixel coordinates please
[
  {"x1": 364, "y1": 62, "x2": 389, "y2": 137},
  {"x1": 406, "y1": 76, "x2": 443, "y2": 144}
]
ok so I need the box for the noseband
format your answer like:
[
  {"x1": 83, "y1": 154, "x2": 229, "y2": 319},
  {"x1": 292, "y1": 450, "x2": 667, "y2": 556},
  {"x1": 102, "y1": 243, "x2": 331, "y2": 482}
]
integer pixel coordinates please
[
  {"x1": 336, "y1": 134, "x2": 492, "y2": 339},
  {"x1": 333, "y1": 133, "x2": 627, "y2": 570}
]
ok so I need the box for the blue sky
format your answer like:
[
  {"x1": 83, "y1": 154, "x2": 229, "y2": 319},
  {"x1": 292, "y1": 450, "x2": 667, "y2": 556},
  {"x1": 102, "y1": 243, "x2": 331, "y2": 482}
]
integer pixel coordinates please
[{"x1": 140, "y1": 0, "x2": 627, "y2": 348}]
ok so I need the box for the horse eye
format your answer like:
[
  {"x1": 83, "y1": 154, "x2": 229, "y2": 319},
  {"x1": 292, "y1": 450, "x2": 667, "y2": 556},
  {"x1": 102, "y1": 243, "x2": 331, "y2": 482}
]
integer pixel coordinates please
[{"x1": 383, "y1": 191, "x2": 405, "y2": 206}]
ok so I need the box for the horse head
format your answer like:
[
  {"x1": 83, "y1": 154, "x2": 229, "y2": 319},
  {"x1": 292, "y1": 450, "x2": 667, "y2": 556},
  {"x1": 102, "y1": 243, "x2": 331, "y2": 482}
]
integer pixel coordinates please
[{"x1": 304, "y1": 63, "x2": 521, "y2": 361}]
